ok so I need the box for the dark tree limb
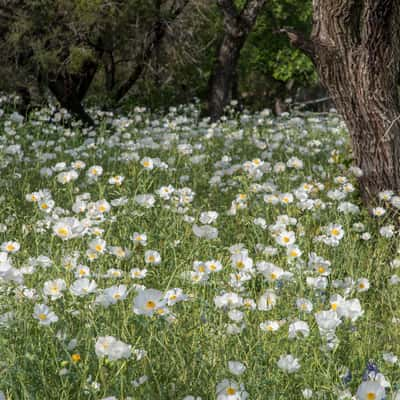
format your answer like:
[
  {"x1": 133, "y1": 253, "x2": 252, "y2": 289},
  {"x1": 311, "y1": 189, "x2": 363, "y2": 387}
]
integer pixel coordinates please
[
  {"x1": 207, "y1": 0, "x2": 267, "y2": 121},
  {"x1": 111, "y1": 0, "x2": 189, "y2": 104}
]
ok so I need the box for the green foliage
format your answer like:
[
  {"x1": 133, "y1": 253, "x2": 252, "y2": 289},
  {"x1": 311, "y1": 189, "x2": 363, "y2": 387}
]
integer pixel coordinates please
[
  {"x1": 272, "y1": 49, "x2": 316, "y2": 83},
  {"x1": 67, "y1": 46, "x2": 96, "y2": 75},
  {"x1": 0, "y1": 0, "x2": 317, "y2": 110}
]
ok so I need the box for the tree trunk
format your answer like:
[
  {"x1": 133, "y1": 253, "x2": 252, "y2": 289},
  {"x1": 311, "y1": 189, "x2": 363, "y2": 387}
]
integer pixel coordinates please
[
  {"x1": 111, "y1": 0, "x2": 189, "y2": 104},
  {"x1": 207, "y1": 0, "x2": 267, "y2": 121},
  {"x1": 48, "y1": 77, "x2": 95, "y2": 126},
  {"x1": 47, "y1": 59, "x2": 99, "y2": 127},
  {"x1": 282, "y1": 0, "x2": 400, "y2": 206},
  {"x1": 208, "y1": 34, "x2": 246, "y2": 120}
]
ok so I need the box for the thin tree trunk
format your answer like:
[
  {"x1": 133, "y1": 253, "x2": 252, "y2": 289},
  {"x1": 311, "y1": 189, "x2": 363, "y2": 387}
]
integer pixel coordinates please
[
  {"x1": 104, "y1": 53, "x2": 116, "y2": 93},
  {"x1": 208, "y1": 34, "x2": 245, "y2": 120},
  {"x1": 112, "y1": 0, "x2": 189, "y2": 104},
  {"x1": 281, "y1": 0, "x2": 400, "y2": 205},
  {"x1": 207, "y1": 0, "x2": 267, "y2": 121}
]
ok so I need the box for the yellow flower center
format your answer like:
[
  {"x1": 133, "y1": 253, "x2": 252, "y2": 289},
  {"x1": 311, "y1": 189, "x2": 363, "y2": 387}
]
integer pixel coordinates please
[
  {"x1": 331, "y1": 228, "x2": 340, "y2": 236},
  {"x1": 71, "y1": 353, "x2": 81, "y2": 362},
  {"x1": 283, "y1": 236, "x2": 290, "y2": 244},
  {"x1": 367, "y1": 393, "x2": 376, "y2": 400},
  {"x1": 145, "y1": 300, "x2": 156, "y2": 310},
  {"x1": 290, "y1": 250, "x2": 298, "y2": 257},
  {"x1": 41, "y1": 203, "x2": 48, "y2": 209},
  {"x1": 57, "y1": 227, "x2": 69, "y2": 237},
  {"x1": 98, "y1": 205, "x2": 106, "y2": 212},
  {"x1": 95, "y1": 244, "x2": 103, "y2": 252},
  {"x1": 148, "y1": 255, "x2": 155, "y2": 263},
  {"x1": 6, "y1": 244, "x2": 15, "y2": 252},
  {"x1": 270, "y1": 273, "x2": 278, "y2": 280},
  {"x1": 236, "y1": 261, "x2": 245, "y2": 269},
  {"x1": 226, "y1": 387, "x2": 236, "y2": 395},
  {"x1": 143, "y1": 161, "x2": 151, "y2": 168},
  {"x1": 38, "y1": 313, "x2": 47, "y2": 320},
  {"x1": 318, "y1": 266, "x2": 325, "y2": 274},
  {"x1": 331, "y1": 303, "x2": 338, "y2": 311}
]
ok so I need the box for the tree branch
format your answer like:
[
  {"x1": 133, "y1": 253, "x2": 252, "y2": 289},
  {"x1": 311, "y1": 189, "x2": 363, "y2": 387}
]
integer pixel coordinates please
[
  {"x1": 240, "y1": 0, "x2": 267, "y2": 30},
  {"x1": 216, "y1": 0, "x2": 239, "y2": 25},
  {"x1": 277, "y1": 28, "x2": 316, "y2": 61}
]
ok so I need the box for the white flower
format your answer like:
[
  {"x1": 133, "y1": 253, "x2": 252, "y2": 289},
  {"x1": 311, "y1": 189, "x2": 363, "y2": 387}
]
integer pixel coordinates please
[
  {"x1": 144, "y1": 250, "x2": 161, "y2": 265},
  {"x1": 276, "y1": 230, "x2": 296, "y2": 247},
  {"x1": 214, "y1": 292, "x2": 243, "y2": 309},
  {"x1": 288, "y1": 320, "x2": 310, "y2": 339},
  {"x1": 314, "y1": 310, "x2": 341, "y2": 335},
  {"x1": 380, "y1": 225, "x2": 395, "y2": 238},
  {"x1": 141, "y1": 157, "x2": 154, "y2": 169},
  {"x1": 33, "y1": 303, "x2": 58, "y2": 325},
  {"x1": 43, "y1": 279, "x2": 66, "y2": 300},
  {"x1": 356, "y1": 380, "x2": 385, "y2": 400},
  {"x1": 95, "y1": 336, "x2": 131, "y2": 361},
  {"x1": 131, "y1": 232, "x2": 147, "y2": 246},
  {"x1": 53, "y1": 218, "x2": 85, "y2": 240},
  {"x1": 257, "y1": 290, "x2": 277, "y2": 311},
  {"x1": 216, "y1": 379, "x2": 248, "y2": 400},
  {"x1": 277, "y1": 354, "x2": 300, "y2": 373},
  {"x1": 258, "y1": 263, "x2": 284, "y2": 282},
  {"x1": 326, "y1": 224, "x2": 344, "y2": 240},
  {"x1": 135, "y1": 194, "x2": 156, "y2": 208},
  {"x1": 356, "y1": 278, "x2": 370, "y2": 292},
  {"x1": 192, "y1": 224, "x2": 218, "y2": 239},
  {"x1": 133, "y1": 289, "x2": 165, "y2": 316},
  {"x1": 382, "y1": 352, "x2": 398, "y2": 364},
  {"x1": 231, "y1": 254, "x2": 253, "y2": 272},
  {"x1": 89, "y1": 238, "x2": 107, "y2": 254},
  {"x1": 87, "y1": 165, "x2": 103, "y2": 178},
  {"x1": 70, "y1": 278, "x2": 97, "y2": 296},
  {"x1": 372, "y1": 207, "x2": 386, "y2": 217},
  {"x1": 1, "y1": 241, "x2": 20, "y2": 253},
  {"x1": 296, "y1": 298, "x2": 313, "y2": 313},
  {"x1": 199, "y1": 211, "x2": 219, "y2": 224},
  {"x1": 260, "y1": 320, "x2": 280, "y2": 332},
  {"x1": 228, "y1": 361, "x2": 246, "y2": 376}
]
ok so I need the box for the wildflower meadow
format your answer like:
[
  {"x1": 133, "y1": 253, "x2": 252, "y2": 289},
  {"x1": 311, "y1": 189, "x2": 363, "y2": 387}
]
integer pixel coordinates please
[{"x1": 0, "y1": 98, "x2": 400, "y2": 400}]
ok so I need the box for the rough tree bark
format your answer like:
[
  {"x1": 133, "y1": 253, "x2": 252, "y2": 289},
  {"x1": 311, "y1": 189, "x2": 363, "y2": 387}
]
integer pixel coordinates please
[
  {"x1": 281, "y1": 0, "x2": 400, "y2": 206},
  {"x1": 207, "y1": 0, "x2": 266, "y2": 121}
]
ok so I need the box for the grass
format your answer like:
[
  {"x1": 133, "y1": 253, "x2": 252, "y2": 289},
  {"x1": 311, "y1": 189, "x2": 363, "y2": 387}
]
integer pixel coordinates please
[{"x1": 0, "y1": 102, "x2": 399, "y2": 399}]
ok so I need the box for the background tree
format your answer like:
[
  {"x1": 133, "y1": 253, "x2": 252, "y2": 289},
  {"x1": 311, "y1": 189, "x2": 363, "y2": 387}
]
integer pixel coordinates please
[
  {"x1": 207, "y1": 0, "x2": 267, "y2": 121},
  {"x1": 239, "y1": 0, "x2": 315, "y2": 112}
]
